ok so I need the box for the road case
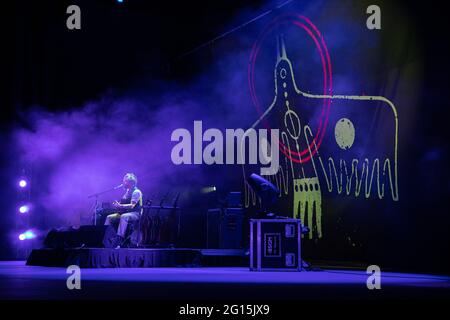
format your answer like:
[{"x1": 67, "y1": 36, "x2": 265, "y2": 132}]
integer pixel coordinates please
[{"x1": 250, "y1": 219, "x2": 302, "y2": 271}]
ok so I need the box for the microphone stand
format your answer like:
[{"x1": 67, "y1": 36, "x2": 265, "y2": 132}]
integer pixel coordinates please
[
  {"x1": 172, "y1": 193, "x2": 181, "y2": 246},
  {"x1": 88, "y1": 186, "x2": 121, "y2": 226},
  {"x1": 155, "y1": 191, "x2": 169, "y2": 246}
]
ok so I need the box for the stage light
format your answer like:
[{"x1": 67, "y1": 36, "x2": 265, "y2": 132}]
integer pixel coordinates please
[
  {"x1": 117, "y1": 0, "x2": 124, "y2": 3},
  {"x1": 19, "y1": 230, "x2": 36, "y2": 241},
  {"x1": 201, "y1": 186, "x2": 217, "y2": 194},
  {"x1": 19, "y1": 179, "x2": 27, "y2": 188},
  {"x1": 19, "y1": 205, "x2": 30, "y2": 214},
  {"x1": 246, "y1": 173, "x2": 279, "y2": 215},
  {"x1": 246, "y1": 173, "x2": 279, "y2": 204}
]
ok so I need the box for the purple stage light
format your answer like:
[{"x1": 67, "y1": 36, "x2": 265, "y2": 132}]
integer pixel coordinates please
[
  {"x1": 19, "y1": 205, "x2": 29, "y2": 214},
  {"x1": 19, "y1": 179, "x2": 28, "y2": 188},
  {"x1": 18, "y1": 230, "x2": 36, "y2": 241}
]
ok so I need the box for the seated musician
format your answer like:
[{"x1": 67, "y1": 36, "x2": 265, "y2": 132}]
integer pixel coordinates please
[{"x1": 105, "y1": 173, "x2": 143, "y2": 246}]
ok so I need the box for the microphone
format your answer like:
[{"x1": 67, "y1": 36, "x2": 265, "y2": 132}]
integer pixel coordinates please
[{"x1": 87, "y1": 183, "x2": 123, "y2": 199}]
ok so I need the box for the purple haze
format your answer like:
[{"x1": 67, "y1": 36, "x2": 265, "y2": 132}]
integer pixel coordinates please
[{"x1": 14, "y1": 78, "x2": 258, "y2": 226}]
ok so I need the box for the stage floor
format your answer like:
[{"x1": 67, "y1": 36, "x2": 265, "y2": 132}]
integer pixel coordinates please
[{"x1": 0, "y1": 261, "x2": 449, "y2": 300}]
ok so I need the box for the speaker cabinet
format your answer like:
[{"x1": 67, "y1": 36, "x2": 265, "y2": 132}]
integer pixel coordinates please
[
  {"x1": 43, "y1": 225, "x2": 119, "y2": 248},
  {"x1": 207, "y1": 208, "x2": 243, "y2": 249}
]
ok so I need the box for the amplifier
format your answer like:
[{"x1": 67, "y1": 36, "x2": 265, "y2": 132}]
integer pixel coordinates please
[
  {"x1": 250, "y1": 219, "x2": 302, "y2": 271},
  {"x1": 207, "y1": 208, "x2": 243, "y2": 249}
]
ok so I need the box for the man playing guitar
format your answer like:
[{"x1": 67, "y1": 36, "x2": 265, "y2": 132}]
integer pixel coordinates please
[{"x1": 104, "y1": 173, "x2": 143, "y2": 246}]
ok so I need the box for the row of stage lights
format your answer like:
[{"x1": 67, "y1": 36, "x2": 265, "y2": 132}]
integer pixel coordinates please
[{"x1": 17, "y1": 177, "x2": 36, "y2": 242}]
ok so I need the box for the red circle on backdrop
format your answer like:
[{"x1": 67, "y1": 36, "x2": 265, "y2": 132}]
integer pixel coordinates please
[{"x1": 248, "y1": 13, "x2": 333, "y2": 164}]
